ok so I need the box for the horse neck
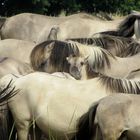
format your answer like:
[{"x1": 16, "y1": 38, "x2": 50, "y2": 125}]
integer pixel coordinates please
[
  {"x1": 107, "y1": 40, "x2": 130, "y2": 57},
  {"x1": 81, "y1": 65, "x2": 88, "y2": 80},
  {"x1": 88, "y1": 51, "x2": 116, "y2": 75},
  {"x1": 80, "y1": 64, "x2": 99, "y2": 79},
  {"x1": 115, "y1": 53, "x2": 140, "y2": 64}
]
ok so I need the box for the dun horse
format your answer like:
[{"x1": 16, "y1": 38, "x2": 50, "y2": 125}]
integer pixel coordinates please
[
  {"x1": 0, "y1": 57, "x2": 33, "y2": 78},
  {"x1": 30, "y1": 40, "x2": 140, "y2": 78},
  {"x1": 37, "y1": 17, "x2": 122, "y2": 43},
  {"x1": 98, "y1": 13, "x2": 140, "y2": 40},
  {"x1": 72, "y1": 94, "x2": 140, "y2": 140},
  {"x1": 0, "y1": 72, "x2": 140, "y2": 140},
  {"x1": 47, "y1": 27, "x2": 135, "y2": 57},
  {"x1": 65, "y1": 42, "x2": 140, "y2": 79},
  {"x1": 0, "y1": 39, "x2": 35, "y2": 63},
  {"x1": 0, "y1": 12, "x2": 106, "y2": 43}
]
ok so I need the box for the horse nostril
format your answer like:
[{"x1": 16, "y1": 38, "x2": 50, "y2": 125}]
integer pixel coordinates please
[{"x1": 71, "y1": 66, "x2": 78, "y2": 72}]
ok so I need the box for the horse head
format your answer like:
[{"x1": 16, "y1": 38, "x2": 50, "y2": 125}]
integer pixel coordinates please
[{"x1": 66, "y1": 54, "x2": 89, "y2": 80}]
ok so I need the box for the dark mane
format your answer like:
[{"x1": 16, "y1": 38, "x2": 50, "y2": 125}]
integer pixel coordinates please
[
  {"x1": 87, "y1": 46, "x2": 115, "y2": 72},
  {"x1": 130, "y1": 68, "x2": 140, "y2": 73},
  {"x1": 68, "y1": 35, "x2": 134, "y2": 57},
  {"x1": 98, "y1": 14, "x2": 140, "y2": 37},
  {"x1": 96, "y1": 30, "x2": 120, "y2": 36},
  {"x1": 99, "y1": 74, "x2": 140, "y2": 94},
  {"x1": 67, "y1": 41, "x2": 116, "y2": 72},
  {"x1": 120, "y1": 41, "x2": 140, "y2": 57},
  {"x1": 30, "y1": 40, "x2": 80, "y2": 72},
  {"x1": 117, "y1": 14, "x2": 139, "y2": 37},
  {"x1": 49, "y1": 41, "x2": 80, "y2": 72}
]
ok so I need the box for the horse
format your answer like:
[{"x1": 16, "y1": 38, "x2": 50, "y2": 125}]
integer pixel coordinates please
[
  {"x1": 72, "y1": 94, "x2": 140, "y2": 140},
  {"x1": 0, "y1": 57, "x2": 33, "y2": 78},
  {"x1": 47, "y1": 27, "x2": 136, "y2": 57},
  {"x1": 68, "y1": 35, "x2": 140, "y2": 57},
  {"x1": 0, "y1": 71, "x2": 74, "y2": 140},
  {"x1": 67, "y1": 53, "x2": 140, "y2": 81},
  {"x1": 98, "y1": 13, "x2": 140, "y2": 41},
  {"x1": 0, "y1": 39, "x2": 35, "y2": 63},
  {"x1": 0, "y1": 57, "x2": 33, "y2": 140},
  {"x1": 37, "y1": 17, "x2": 123, "y2": 43},
  {"x1": 65, "y1": 41, "x2": 140, "y2": 79},
  {"x1": 30, "y1": 40, "x2": 80, "y2": 72},
  {"x1": 66, "y1": 54, "x2": 97, "y2": 80},
  {"x1": 0, "y1": 72, "x2": 140, "y2": 140},
  {"x1": 0, "y1": 12, "x2": 106, "y2": 43},
  {"x1": 0, "y1": 80, "x2": 19, "y2": 140},
  {"x1": 30, "y1": 40, "x2": 140, "y2": 78},
  {"x1": 38, "y1": 13, "x2": 140, "y2": 43}
]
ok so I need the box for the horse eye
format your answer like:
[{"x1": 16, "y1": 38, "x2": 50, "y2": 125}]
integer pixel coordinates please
[{"x1": 80, "y1": 62, "x2": 84, "y2": 65}]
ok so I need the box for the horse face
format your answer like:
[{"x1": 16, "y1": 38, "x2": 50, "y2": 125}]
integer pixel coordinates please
[{"x1": 66, "y1": 55, "x2": 88, "y2": 80}]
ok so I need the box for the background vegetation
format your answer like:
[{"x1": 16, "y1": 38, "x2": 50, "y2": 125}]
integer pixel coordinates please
[{"x1": 0, "y1": 0, "x2": 140, "y2": 16}]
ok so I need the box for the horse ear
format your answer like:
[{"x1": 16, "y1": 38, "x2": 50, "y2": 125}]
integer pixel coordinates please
[
  {"x1": 84, "y1": 55, "x2": 89, "y2": 63},
  {"x1": 66, "y1": 54, "x2": 73, "y2": 62},
  {"x1": 46, "y1": 42, "x2": 54, "y2": 52},
  {"x1": 66, "y1": 57, "x2": 70, "y2": 62},
  {"x1": 134, "y1": 19, "x2": 140, "y2": 41}
]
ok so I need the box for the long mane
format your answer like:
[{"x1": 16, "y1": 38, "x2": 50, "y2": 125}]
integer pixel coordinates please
[
  {"x1": 30, "y1": 40, "x2": 80, "y2": 72},
  {"x1": 117, "y1": 14, "x2": 139, "y2": 37},
  {"x1": 31, "y1": 40, "x2": 116, "y2": 73},
  {"x1": 86, "y1": 46, "x2": 115, "y2": 72},
  {"x1": 98, "y1": 14, "x2": 140, "y2": 38},
  {"x1": 49, "y1": 41, "x2": 80, "y2": 72},
  {"x1": 120, "y1": 41, "x2": 140, "y2": 57},
  {"x1": 99, "y1": 74, "x2": 140, "y2": 94},
  {"x1": 68, "y1": 34, "x2": 134, "y2": 57}
]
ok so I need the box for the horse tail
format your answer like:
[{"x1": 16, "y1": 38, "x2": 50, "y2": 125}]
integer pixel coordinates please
[
  {"x1": 0, "y1": 104, "x2": 9, "y2": 140},
  {"x1": 71, "y1": 101, "x2": 99, "y2": 140},
  {"x1": 0, "y1": 17, "x2": 6, "y2": 29},
  {"x1": 96, "y1": 14, "x2": 140, "y2": 37},
  {"x1": 0, "y1": 80, "x2": 19, "y2": 140},
  {"x1": 0, "y1": 17, "x2": 6, "y2": 40},
  {"x1": 0, "y1": 105, "x2": 16, "y2": 140},
  {"x1": 134, "y1": 19, "x2": 140, "y2": 40},
  {"x1": 0, "y1": 79, "x2": 19, "y2": 104},
  {"x1": 117, "y1": 13, "x2": 140, "y2": 37}
]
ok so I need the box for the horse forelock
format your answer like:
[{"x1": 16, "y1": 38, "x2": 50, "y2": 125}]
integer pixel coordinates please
[
  {"x1": 117, "y1": 14, "x2": 140, "y2": 37},
  {"x1": 99, "y1": 75, "x2": 140, "y2": 94}
]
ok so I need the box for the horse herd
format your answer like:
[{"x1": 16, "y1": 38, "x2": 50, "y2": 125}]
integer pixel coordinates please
[{"x1": 0, "y1": 12, "x2": 140, "y2": 140}]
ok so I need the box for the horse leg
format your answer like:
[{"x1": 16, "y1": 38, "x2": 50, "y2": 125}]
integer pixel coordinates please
[{"x1": 16, "y1": 120, "x2": 30, "y2": 140}]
